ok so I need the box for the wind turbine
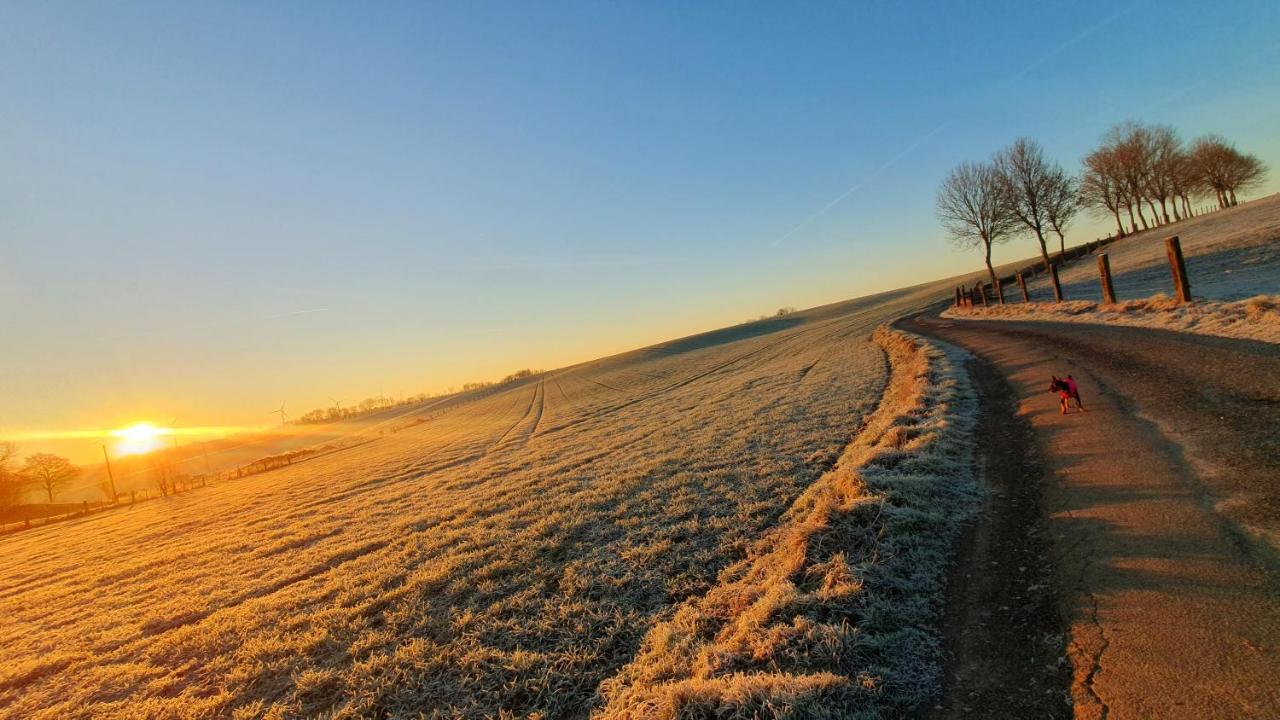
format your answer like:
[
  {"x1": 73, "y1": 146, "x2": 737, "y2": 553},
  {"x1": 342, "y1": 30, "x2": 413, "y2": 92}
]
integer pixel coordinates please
[{"x1": 271, "y1": 401, "x2": 289, "y2": 426}]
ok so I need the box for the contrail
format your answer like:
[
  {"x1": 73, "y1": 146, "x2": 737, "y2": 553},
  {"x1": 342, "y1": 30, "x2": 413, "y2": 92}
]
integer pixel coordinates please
[
  {"x1": 771, "y1": 5, "x2": 1135, "y2": 249},
  {"x1": 996, "y1": 5, "x2": 1139, "y2": 90},
  {"x1": 449, "y1": 257, "x2": 681, "y2": 271},
  {"x1": 771, "y1": 123, "x2": 948, "y2": 247}
]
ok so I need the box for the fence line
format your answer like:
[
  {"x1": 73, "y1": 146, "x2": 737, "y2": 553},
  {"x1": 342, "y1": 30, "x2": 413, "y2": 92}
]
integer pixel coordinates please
[
  {"x1": 952, "y1": 234, "x2": 1197, "y2": 310},
  {"x1": 950, "y1": 199, "x2": 1241, "y2": 309}
]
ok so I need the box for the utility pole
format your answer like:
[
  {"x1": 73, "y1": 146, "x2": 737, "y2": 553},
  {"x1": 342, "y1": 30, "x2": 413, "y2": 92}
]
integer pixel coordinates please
[{"x1": 101, "y1": 444, "x2": 118, "y2": 503}]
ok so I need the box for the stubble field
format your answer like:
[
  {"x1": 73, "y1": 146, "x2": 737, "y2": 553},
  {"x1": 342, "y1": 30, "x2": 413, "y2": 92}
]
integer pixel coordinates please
[{"x1": 0, "y1": 283, "x2": 955, "y2": 718}]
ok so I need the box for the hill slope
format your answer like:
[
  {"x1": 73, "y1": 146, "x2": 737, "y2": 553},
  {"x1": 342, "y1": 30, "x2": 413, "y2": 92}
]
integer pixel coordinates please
[{"x1": 0, "y1": 281, "x2": 953, "y2": 718}]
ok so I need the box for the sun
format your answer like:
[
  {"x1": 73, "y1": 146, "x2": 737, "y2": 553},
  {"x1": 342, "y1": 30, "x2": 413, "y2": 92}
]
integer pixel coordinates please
[{"x1": 110, "y1": 422, "x2": 170, "y2": 456}]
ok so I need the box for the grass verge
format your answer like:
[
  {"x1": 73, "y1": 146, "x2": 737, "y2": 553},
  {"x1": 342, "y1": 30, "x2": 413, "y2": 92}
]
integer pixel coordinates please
[{"x1": 595, "y1": 325, "x2": 979, "y2": 719}]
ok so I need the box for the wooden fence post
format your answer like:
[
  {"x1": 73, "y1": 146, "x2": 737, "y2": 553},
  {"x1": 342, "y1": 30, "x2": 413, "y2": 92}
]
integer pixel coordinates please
[
  {"x1": 1097, "y1": 253, "x2": 1117, "y2": 304},
  {"x1": 1165, "y1": 235, "x2": 1192, "y2": 302},
  {"x1": 1016, "y1": 272, "x2": 1029, "y2": 302},
  {"x1": 994, "y1": 276, "x2": 1005, "y2": 305},
  {"x1": 954, "y1": 287, "x2": 962, "y2": 308},
  {"x1": 1049, "y1": 263, "x2": 1063, "y2": 302}
]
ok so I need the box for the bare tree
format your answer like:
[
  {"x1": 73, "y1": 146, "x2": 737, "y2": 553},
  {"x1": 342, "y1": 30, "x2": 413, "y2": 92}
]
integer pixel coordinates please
[
  {"x1": 1043, "y1": 166, "x2": 1080, "y2": 256},
  {"x1": 994, "y1": 138, "x2": 1056, "y2": 280},
  {"x1": 0, "y1": 442, "x2": 33, "y2": 513},
  {"x1": 1107, "y1": 122, "x2": 1157, "y2": 230},
  {"x1": 1145, "y1": 124, "x2": 1182, "y2": 224},
  {"x1": 937, "y1": 161, "x2": 1019, "y2": 296},
  {"x1": 1189, "y1": 135, "x2": 1237, "y2": 210},
  {"x1": 1168, "y1": 149, "x2": 1201, "y2": 219},
  {"x1": 1080, "y1": 147, "x2": 1128, "y2": 237},
  {"x1": 150, "y1": 453, "x2": 173, "y2": 497},
  {"x1": 1223, "y1": 149, "x2": 1267, "y2": 206},
  {"x1": 20, "y1": 453, "x2": 79, "y2": 504}
]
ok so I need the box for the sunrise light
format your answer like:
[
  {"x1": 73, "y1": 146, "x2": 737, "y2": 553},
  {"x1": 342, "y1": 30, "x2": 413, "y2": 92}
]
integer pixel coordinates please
[{"x1": 109, "y1": 422, "x2": 171, "y2": 456}]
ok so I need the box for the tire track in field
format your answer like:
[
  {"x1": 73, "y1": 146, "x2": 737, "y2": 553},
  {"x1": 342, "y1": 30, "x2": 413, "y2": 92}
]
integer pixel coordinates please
[
  {"x1": 797, "y1": 356, "x2": 822, "y2": 381},
  {"x1": 491, "y1": 380, "x2": 545, "y2": 450},
  {"x1": 553, "y1": 380, "x2": 573, "y2": 408},
  {"x1": 572, "y1": 372, "x2": 622, "y2": 392},
  {"x1": 528, "y1": 380, "x2": 547, "y2": 437}
]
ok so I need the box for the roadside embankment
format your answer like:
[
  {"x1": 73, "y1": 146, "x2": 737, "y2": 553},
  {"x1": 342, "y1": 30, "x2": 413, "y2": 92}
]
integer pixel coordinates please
[
  {"x1": 596, "y1": 326, "x2": 979, "y2": 718},
  {"x1": 942, "y1": 294, "x2": 1280, "y2": 344}
]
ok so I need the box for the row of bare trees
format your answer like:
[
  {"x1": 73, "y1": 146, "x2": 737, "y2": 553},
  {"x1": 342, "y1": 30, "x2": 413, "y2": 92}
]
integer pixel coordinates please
[
  {"x1": 937, "y1": 123, "x2": 1268, "y2": 294},
  {"x1": 0, "y1": 441, "x2": 80, "y2": 512},
  {"x1": 1080, "y1": 123, "x2": 1266, "y2": 238}
]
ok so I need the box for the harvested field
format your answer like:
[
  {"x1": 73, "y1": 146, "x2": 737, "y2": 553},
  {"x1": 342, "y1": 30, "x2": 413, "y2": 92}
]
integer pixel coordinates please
[{"x1": 0, "y1": 284, "x2": 963, "y2": 718}]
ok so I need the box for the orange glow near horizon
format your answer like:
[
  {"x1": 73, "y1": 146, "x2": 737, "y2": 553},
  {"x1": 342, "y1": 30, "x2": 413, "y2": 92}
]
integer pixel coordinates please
[
  {"x1": 6, "y1": 423, "x2": 270, "y2": 464},
  {"x1": 109, "y1": 422, "x2": 171, "y2": 456}
]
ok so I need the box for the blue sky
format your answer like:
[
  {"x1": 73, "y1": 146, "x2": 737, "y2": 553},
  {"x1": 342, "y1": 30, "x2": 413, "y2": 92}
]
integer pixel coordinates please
[{"x1": 3, "y1": 0, "x2": 1279, "y2": 442}]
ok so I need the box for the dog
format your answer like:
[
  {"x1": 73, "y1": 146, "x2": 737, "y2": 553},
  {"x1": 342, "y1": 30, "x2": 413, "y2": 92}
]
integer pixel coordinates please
[{"x1": 1049, "y1": 375, "x2": 1085, "y2": 414}]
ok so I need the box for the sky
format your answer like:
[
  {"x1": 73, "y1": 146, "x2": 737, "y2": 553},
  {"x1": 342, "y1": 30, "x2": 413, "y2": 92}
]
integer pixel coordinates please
[{"x1": 3, "y1": 0, "x2": 1279, "y2": 459}]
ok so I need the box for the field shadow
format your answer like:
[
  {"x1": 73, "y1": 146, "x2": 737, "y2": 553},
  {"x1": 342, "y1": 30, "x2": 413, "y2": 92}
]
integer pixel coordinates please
[
  {"x1": 1024, "y1": 242, "x2": 1279, "y2": 303},
  {"x1": 643, "y1": 315, "x2": 806, "y2": 356}
]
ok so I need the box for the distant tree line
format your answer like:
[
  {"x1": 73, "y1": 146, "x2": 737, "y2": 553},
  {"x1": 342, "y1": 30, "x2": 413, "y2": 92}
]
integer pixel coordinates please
[
  {"x1": 296, "y1": 393, "x2": 431, "y2": 425},
  {"x1": 296, "y1": 369, "x2": 545, "y2": 426},
  {"x1": 456, "y1": 368, "x2": 544, "y2": 393},
  {"x1": 937, "y1": 122, "x2": 1269, "y2": 291}
]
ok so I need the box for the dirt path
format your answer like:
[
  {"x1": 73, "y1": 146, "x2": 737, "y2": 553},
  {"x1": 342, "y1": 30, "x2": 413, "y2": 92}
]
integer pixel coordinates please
[
  {"x1": 907, "y1": 315, "x2": 1280, "y2": 719},
  {"x1": 924, "y1": 346, "x2": 1071, "y2": 719}
]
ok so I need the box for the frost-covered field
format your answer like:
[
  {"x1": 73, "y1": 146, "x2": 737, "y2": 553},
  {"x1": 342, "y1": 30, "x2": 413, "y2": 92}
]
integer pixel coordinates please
[
  {"x1": 0, "y1": 283, "x2": 957, "y2": 718},
  {"x1": 947, "y1": 195, "x2": 1280, "y2": 341},
  {"x1": 1023, "y1": 193, "x2": 1280, "y2": 304}
]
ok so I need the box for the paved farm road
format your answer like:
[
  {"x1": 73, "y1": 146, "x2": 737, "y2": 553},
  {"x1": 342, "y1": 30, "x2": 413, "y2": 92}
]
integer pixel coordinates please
[{"x1": 908, "y1": 315, "x2": 1280, "y2": 720}]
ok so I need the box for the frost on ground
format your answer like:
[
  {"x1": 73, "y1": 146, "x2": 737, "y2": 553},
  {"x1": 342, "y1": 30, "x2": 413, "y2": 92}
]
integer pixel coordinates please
[
  {"x1": 943, "y1": 295, "x2": 1280, "y2": 344},
  {"x1": 0, "y1": 283, "x2": 964, "y2": 718},
  {"x1": 945, "y1": 195, "x2": 1280, "y2": 343},
  {"x1": 1019, "y1": 194, "x2": 1280, "y2": 304},
  {"x1": 596, "y1": 326, "x2": 979, "y2": 719}
]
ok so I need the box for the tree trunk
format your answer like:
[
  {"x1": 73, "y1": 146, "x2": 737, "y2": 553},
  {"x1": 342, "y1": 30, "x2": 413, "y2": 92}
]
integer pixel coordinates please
[
  {"x1": 984, "y1": 258, "x2": 999, "y2": 304},
  {"x1": 1126, "y1": 204, "x2": 1138, "y2": 231},
  {"x1": 1229, "y1": 189, "x2": 1238, "y2": 206},
  {"x1": 1172, "y1": 201, "x2": 1181, "y2": 221},
  {"x1": 1033, "y1": 229, "x2": 1061, "y2": 301},
  {"x1": 1159, "y1": 197, "x2": 1171, "y2": 224},
  {"x1": 1146, "y1": 198, "x2": 1161, "y2": 225},
  {"x1": 1035, "y1": 229, "x2": 1051, "y2": 273},
  {"x1": 1111, "y1": 208, "x2": 1125, "y2": 237},
  {"x1": 1056, "y1": 227, "x2": 1066, "y2": 258},
  {"x1": 45, "y1": 483, "x2": 53, "y2": 504},
  {"x1": 1135, "y1": 203, "x2": 1149, "y2": 230}
]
